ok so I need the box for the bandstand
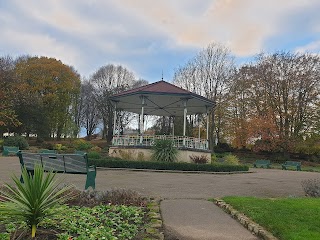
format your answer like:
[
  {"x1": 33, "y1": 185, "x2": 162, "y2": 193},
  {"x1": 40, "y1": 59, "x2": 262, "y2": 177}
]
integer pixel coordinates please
[{"x1": 109, "y1": 80, "x2": 215, "y2": 163}]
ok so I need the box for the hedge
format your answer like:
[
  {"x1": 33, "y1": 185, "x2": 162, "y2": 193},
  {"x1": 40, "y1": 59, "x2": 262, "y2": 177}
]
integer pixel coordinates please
[{"x1": 89, "y1": 158, "x2": 249, "y2": 172}]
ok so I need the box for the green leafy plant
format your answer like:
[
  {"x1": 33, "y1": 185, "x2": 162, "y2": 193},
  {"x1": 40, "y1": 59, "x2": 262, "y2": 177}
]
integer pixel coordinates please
[
  {"x1": 3, "y1": 136, "x2": 29, "y2": 150},
  {"x1": 211, "y1": 153, "x2": 217, "y2": 164},
  {"x1": 87, "y1": 151, "x2": 101, "y2": 159},
  {"x1": 54, "y1": 143, "x2": 63, "y2": 151},
  {"x1": 0, "y1": 165, "x2": 74, "y2": 238},
  {"x1": 73, "y1": 139, "x2": 93, "y2": 150},
  {"x1": 151, "y1": 139, "x2": 178, "y2": 162},
  {"x1": 223, "y1": 154, "x2": 240, "y2": 165}
]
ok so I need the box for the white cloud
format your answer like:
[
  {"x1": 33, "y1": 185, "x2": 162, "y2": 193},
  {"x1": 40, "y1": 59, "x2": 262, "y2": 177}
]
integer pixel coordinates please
[
  {"x1": 0, "y1": 28, "x2": 82, "y2": 69},
  {"x1": 295, "y1": 41, "x2": 320, "y2": 53},
  {"x1": 1, "y1": 0, "x2": 320, "y2": 79},
  {"x1": 111, "y1": 0, "x2": 319, "y2": 56}
]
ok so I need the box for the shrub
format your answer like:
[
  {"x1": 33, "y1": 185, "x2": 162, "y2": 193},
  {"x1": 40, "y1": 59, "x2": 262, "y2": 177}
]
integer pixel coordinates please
[
  {"x1": 152, "y1": 139, "x2": 178, "y2": 162},
  {"x1": 0, "y1": 139, "x2": 4, "y2": 148},
  {"x1": 190, "y1": 155, "x2": 208, "y2": 164},
  {"x1": 41, "y1": 142, "x2": 54, "y2": 150},
  {"x1": 0, "y1": 165, "x2": 74, "y2": 238},
  {"x1": 90, "y1": 145, "x2": 102, "y2": 152},
  {"x1": 90, "y1": 158, "x2": 249, "y2": 172},
  {"x1": 65, "y1": 187, "x2": 147, "y2": 207},
  {"x1": 301, "y1": 179, "x2": 320, "y2": 197},
  {"x1": 3, "y1": 136, "x2": 29, "y2": 150},
  {"x1": 214, "y1": 142, "x2": 232, "y2": 153},
  {"x1": 87, "y1": 151, "x2": 101, "y2": 159},
  {"x1": 54, "y1": 143, "x2": 63, "y2": 150},
  {"x1": 223, "y1": 154, "x2": 240, "y2": 165},
  {"x1": 211, "y1": 154, "x2": 217, "y2": 164},
  {"x1": 73, "y1": 139, "x2": 93, "y2": 150}
]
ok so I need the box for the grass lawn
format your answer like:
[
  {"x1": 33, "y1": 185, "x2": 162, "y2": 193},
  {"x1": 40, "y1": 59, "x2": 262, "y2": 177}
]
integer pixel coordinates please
[
  {"x1": 222, "y1": 196, "x2": 320, "y2": 240},
  {"x1": 243, "y1": 162, "x2": 320, "y2": 172}
]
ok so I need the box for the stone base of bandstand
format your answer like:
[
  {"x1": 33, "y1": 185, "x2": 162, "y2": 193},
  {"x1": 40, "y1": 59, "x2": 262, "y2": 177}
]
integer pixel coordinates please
[{"x1": 108, "y1": 146, "x2": 212, "y2": 163}]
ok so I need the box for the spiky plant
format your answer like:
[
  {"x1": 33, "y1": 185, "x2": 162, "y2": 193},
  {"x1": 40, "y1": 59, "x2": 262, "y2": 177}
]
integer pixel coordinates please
[
  {"x1": 0, "y1": 164, "x2": 74, "y2": 238},
  {"x1": 151, "y1": 139, "x2": 178, "y2": 162}
]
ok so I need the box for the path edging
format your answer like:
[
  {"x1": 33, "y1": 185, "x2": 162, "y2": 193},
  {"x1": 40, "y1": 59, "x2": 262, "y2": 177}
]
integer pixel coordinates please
[
  {"x1": 144, "y1": 198, "x2": 165, "y2": 240},
  {"x1": 97, "y1": 167, "x2": 252, "y2": 175},
  {"x1": 214, "y1": 199, "x2": 278, "y2": 240}
]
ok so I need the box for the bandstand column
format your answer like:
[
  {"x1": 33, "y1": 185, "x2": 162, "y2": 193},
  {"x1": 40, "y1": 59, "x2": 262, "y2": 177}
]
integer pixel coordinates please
[
  {"x1": 113, "y1": 101, "x2": 117, "y2": 141},
  {"x1": 206, "y1": 106, "x2": 209, "y2": 149},
  {"x1": 172, "y1": 116, "x2": 175, "y2": 137},
  {"x1": 183, "y1": 99, "x2": 188, "y2": 146},
  {"x1": 140, "y1": 96, "x2": 145, "y2": 144},
  {"x1": 198, "y1": 114, "x2": 201, "y2": 139}
]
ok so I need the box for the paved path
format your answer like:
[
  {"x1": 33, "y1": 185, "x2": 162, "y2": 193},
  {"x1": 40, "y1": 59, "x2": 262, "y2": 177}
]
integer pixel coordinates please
[
  {"x1": 1, "y1": 156, "x2": 319, "y2": 239},
  {"x1": 161, "y1": 199, "x2": 258, "y2": 240}
]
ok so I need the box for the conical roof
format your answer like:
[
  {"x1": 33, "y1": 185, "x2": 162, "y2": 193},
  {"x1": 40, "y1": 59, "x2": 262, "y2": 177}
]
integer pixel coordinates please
[{"x1": 110, "y1": 80, "x2": 214, "y2": 116}]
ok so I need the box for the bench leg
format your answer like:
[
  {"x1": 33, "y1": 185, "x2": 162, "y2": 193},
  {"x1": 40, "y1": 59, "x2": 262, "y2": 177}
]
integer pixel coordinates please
[
  {"x1": 20, "y1": 170, "x2": 35, "y2": 183},
  {"x1": 85, "y1": 170, "x2": 96, "y2": 190}
]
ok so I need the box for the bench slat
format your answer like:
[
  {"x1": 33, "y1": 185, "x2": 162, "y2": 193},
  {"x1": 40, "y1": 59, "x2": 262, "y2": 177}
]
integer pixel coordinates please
[
  {"x1": 17, "y1": 151, "x2": 96, "y2": 189},
  {"x1": 282, "y1": 161, "x2": 301, "y2": 171},
  {"x1": 2, "y1": 146, "x2": 19, "y2": 156},
  {"x1": 253, "y1": 160, "x2": 271, "y2": 168}
]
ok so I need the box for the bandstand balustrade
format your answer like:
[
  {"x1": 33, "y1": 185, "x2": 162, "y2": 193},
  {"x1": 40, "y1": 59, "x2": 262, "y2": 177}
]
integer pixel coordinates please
[{"x1": 112, "y1": 134, "x2": 209, "y2": 150}]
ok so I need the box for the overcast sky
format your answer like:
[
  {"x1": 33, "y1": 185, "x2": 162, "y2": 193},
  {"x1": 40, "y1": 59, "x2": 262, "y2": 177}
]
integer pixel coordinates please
[{"x1": 1, "y1": 0, "x2": 320, "y2": 82}]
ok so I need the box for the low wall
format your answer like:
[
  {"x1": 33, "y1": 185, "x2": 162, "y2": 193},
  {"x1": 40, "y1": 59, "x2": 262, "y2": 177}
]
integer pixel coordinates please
[{"x1": 108, "y1": 146, "x2": 211, "y2": 163}]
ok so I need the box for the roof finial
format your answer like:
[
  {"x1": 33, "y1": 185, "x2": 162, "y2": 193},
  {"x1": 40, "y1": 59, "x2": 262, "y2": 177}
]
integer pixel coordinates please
[{"x1": 161, "y1": 70, "x2": 164, "y2": 81}]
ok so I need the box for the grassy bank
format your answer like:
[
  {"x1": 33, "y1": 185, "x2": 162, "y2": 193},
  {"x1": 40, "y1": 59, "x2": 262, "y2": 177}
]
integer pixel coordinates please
[{"x1": 222, "y1": 196, "x2": 320, "y2": 240}]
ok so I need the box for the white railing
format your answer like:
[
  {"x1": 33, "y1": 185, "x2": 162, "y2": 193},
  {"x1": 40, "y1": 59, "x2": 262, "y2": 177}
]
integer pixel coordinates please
[{"x1": 112, "y1": 135, "x2": 209, "y2": 150}]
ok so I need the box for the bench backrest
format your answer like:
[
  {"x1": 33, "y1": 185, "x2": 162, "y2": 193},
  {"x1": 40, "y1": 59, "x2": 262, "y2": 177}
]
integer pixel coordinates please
[
  {"x1": 17, "y1": 152, "x2": 88, "y2": 173},
  {"x1": 284, "y1": 161, "x2": 301, "y2": 166},
  {"x1": 39, "y1": 149, "x2": 57, "y2": 154},
  {"x1": 3, "y1": 146, "x2": 19, "y2": 152},
  {"x1": 256, "y1": 160, "x2": 270, "y2": 164},
  {"x1": 74, "y1": 150, "x2": 86, "y2": 155}
]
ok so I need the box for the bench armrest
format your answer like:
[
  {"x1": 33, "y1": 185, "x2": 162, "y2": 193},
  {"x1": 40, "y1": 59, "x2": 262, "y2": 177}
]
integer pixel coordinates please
[{"x1": 88, "y1": 165, "x2": 96, "y2": 171}]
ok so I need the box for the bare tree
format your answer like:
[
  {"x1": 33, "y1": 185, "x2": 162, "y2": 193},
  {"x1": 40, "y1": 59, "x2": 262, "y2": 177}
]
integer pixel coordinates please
[
  {"x1": 90, "y1": 64, "x2": 136, "y2": 142},
  {"x1": 80, "y1": 80, "x2": 100, "y2": 140},
  {"x1": 174, "y1": 43, "x2": 235, "y2": 149}
]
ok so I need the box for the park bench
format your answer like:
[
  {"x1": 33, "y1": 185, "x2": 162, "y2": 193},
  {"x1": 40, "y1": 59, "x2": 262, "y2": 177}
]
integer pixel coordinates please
[
  {"x1": 282, "y1": 161, "x2": 301, "y2": 171},
  {"x1": 17, "y1": 151, "x2": 96, "y2": 189},
  {"x1": 39, "y1": 149, "x2": 57, "y2": 154},
  {"x1": 2, "y1": 146, "x2": 19, "y2": 156},
  {"x1": 75, "y1": 150, "x2": 86, "y2": 155},
  {"x1": 253, "y1": 159, "x2": 271, "y2": 168}
]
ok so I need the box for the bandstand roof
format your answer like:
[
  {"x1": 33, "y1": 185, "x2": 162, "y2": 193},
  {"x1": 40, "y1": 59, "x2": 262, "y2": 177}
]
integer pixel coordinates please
[{"x1": 110, "y1": 80, "x2": 215, "y2": 116}]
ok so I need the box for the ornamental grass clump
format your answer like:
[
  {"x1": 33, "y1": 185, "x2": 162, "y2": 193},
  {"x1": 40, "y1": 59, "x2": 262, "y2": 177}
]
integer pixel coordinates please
[
  {"x1": 152, "y1": 139, "x2": 178, "y2": 162},
  {"x1": 0, "y1": 165, "x2": 74, "y2": 238}
]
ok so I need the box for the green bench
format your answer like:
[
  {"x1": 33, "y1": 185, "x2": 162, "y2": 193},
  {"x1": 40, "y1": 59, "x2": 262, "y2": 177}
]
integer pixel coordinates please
[
  {"x1": 253, "y1": 159, "x2": 271, "y2": 168},
  {"x1": 17, "y1": 151, "x2": 96, "y2": 190},
  {"x1": 74, "y1": 150, "x2": 87, "y2": 155},
  {"x1": 39, "y1": 149, "x2": 57, "y2": 154},
  {"x1": 2, "y1": 146, "x2": 19, "y2": 156},
  {"x1": 282, "y1": 161, "x2": 301, "y2": 171}
]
